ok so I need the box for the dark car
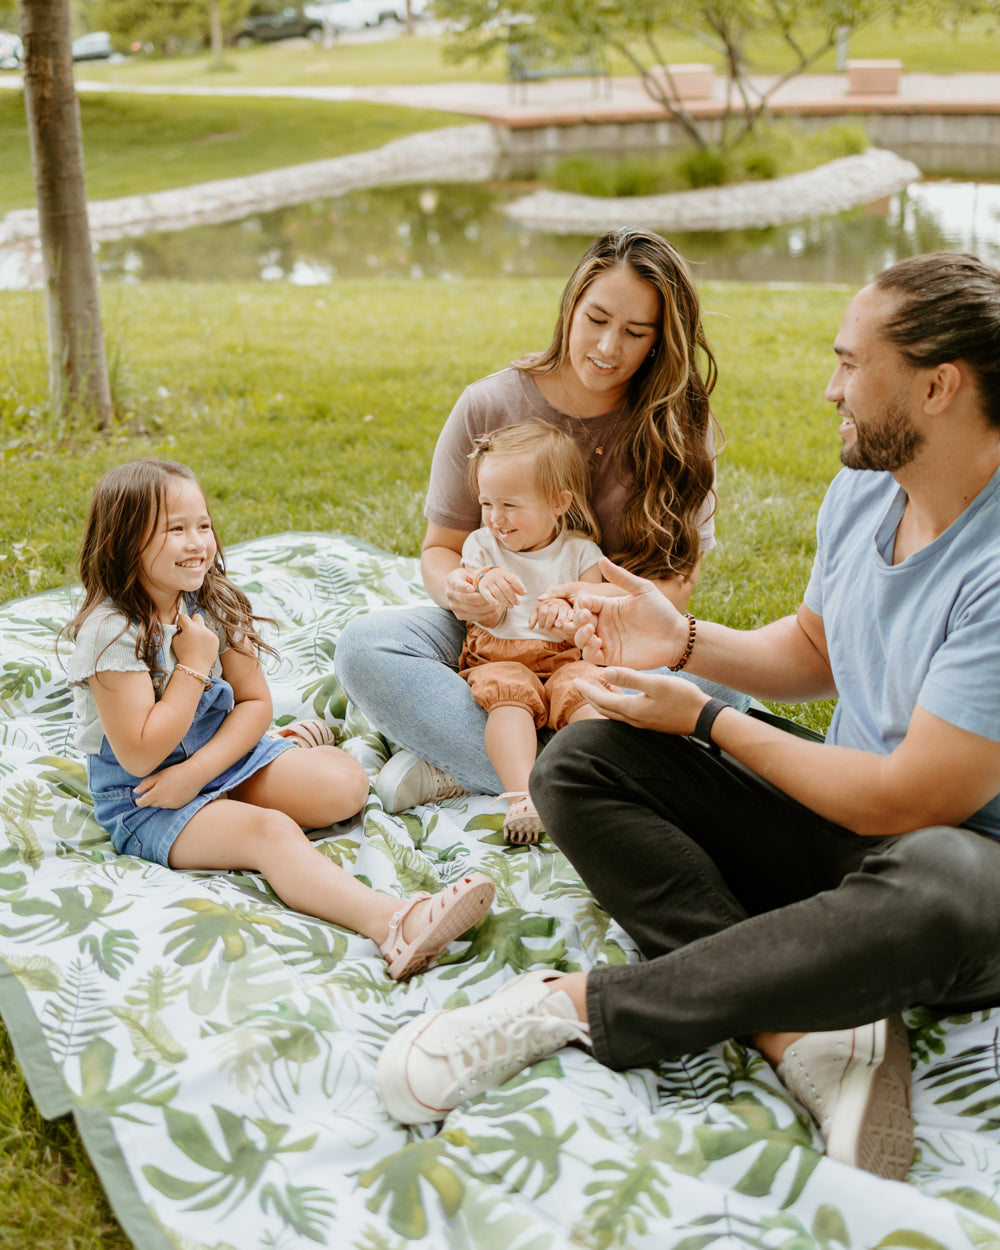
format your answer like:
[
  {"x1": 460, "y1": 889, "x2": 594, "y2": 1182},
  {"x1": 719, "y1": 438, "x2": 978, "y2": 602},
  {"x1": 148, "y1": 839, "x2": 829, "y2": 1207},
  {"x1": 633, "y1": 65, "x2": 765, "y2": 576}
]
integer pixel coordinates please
[{"x1": 234, "y1": 7, "x2": 323, "y2": 45}]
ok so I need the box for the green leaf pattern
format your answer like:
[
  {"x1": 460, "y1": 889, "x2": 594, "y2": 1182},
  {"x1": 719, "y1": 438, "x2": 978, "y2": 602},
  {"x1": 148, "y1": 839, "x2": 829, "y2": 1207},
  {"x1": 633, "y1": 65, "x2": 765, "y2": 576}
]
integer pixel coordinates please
[{"x1": 0, "y1": 532, "x2": 996, "y2": 1249}]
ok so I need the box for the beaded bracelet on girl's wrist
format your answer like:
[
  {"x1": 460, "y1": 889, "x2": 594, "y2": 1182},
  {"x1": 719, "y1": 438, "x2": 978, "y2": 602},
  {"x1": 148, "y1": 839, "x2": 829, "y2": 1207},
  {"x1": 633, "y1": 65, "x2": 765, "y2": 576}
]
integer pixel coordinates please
[
  {"x1": 473, "y1": 565, "x2": 497, "y2": 592},
  {"x1": 175, "y1": 663, "x2": 212, "y2": 690}
]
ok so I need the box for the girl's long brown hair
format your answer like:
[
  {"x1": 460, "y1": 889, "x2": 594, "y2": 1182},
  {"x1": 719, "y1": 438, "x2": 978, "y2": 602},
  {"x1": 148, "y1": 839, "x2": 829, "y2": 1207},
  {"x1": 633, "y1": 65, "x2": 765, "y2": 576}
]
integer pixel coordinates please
[
  {"x1": 515, "y1": 228, "x2": 721, "y2": 580},
  {"x1": 65, "y1": 458, "x2": 276, "y2": 683}
]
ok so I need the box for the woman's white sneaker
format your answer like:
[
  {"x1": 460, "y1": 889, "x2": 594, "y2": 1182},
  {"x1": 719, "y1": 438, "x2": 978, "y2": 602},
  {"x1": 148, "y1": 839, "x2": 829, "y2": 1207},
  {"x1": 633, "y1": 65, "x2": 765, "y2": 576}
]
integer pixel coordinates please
[
  {"x1": 377, "y1": 970, "x2": 590, "y2": 1124},
  {"x1": 374, "y1": 750, "x2": 468, "y2": 813}
]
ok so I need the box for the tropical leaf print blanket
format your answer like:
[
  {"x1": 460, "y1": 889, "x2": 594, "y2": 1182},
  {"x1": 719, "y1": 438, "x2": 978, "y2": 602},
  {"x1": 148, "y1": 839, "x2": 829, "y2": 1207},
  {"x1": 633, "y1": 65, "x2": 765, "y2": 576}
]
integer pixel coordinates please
[{"x1": 2, "y1": 531, "x2": 1000, "y2": 1250}]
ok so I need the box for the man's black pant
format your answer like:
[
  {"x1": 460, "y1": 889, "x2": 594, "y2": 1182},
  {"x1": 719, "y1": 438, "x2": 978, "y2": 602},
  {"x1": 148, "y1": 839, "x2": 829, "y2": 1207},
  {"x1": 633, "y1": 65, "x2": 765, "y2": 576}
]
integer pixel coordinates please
[{"x1": 530, "y1": 719, "x2": 1000, "y2": 1070}]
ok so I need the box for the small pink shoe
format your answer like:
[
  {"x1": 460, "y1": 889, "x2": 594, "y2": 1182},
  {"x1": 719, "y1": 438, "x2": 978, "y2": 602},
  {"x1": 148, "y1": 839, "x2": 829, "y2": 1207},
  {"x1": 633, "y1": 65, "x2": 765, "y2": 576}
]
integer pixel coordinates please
[
  {"x1": 274, "y1": 718, "x2": 335, "y2": 749},
  {"x1": 380, "y1": 873, "x2": 495, "y2": 981},
  {"x1": 501, "y1": 791, "x2": 544, "y2": 845}
]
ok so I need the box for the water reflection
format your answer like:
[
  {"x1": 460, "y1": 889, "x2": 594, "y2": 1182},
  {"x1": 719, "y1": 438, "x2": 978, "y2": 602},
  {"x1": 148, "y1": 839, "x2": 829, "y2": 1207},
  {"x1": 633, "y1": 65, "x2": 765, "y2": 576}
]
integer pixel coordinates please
[{"x1": 78, "y1": 177, "x2": 1000, "y2": 288}]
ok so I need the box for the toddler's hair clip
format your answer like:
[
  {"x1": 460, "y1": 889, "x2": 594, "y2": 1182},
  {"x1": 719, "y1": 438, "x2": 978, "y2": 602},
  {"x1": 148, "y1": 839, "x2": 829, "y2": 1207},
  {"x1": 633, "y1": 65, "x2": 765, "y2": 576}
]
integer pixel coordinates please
[{"x1": 468, "y1": 435, "x2": 494, "y2": 459}]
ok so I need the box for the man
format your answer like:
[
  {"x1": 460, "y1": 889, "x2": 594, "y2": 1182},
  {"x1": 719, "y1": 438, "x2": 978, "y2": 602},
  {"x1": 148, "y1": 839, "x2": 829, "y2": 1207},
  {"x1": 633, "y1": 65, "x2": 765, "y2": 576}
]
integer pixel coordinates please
[{"x1": 375, "y1": 253, "x2": 1000, "y2": 1181}]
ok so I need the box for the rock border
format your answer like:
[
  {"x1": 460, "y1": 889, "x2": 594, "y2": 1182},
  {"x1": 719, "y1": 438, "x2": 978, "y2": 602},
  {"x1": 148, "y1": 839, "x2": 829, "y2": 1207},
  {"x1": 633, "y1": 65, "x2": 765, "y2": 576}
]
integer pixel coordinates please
[{"x1": 503, "y1": 148, "x2": 921, "y2": 234}]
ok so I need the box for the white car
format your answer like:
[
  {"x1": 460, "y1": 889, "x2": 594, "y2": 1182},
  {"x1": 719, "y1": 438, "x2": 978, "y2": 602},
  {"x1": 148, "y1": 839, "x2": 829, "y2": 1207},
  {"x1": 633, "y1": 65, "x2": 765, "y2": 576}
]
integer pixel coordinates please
[
  {"x1": 305, "y1": 0, "x2": 425, "y2": 32},
  {"x1": 0, "y1": 30, "x2": 22, "y2": 68}
]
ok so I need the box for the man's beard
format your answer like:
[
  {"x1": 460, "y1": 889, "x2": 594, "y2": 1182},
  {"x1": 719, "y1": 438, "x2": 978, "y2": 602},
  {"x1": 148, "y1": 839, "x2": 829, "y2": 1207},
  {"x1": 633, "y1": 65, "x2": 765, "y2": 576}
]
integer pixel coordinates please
[{"x1": 840, "y1": 398, "x2": 925, "y2": 471}]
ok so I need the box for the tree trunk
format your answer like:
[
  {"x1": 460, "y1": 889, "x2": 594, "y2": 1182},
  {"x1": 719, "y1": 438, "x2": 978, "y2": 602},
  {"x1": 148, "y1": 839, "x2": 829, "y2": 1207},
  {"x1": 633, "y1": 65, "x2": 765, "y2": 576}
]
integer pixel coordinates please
[
  {"x1": 209, "y1": 0, "x2": 224, "y2": 68},
  {"x1": 19, "y1": 0, "x2": 112, "y2": 428}
]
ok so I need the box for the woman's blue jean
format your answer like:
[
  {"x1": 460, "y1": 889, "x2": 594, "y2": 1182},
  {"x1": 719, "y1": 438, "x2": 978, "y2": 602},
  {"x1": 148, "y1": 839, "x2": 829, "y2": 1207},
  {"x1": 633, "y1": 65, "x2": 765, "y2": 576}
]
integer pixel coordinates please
[{"x1": 334, "y1": 605, "x2": 752, "y2": 795}]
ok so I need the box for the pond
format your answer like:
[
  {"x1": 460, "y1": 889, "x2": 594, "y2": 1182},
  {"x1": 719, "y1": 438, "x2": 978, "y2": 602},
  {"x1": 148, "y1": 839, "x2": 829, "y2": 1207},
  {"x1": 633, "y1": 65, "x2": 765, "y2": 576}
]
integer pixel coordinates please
[{"x1": 86, "y1": 177, "x2": 1000, "y2": 289}]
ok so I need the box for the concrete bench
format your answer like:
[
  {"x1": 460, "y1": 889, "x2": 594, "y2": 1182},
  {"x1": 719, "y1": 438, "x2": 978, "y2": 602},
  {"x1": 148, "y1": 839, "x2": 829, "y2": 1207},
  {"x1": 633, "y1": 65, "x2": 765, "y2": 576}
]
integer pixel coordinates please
[
  {"x1": 650, "y1": 62, "x2": 716, "y2": 102},
  {"x1": 847, "y1": 59, "x2": 902, "y2": 94}
]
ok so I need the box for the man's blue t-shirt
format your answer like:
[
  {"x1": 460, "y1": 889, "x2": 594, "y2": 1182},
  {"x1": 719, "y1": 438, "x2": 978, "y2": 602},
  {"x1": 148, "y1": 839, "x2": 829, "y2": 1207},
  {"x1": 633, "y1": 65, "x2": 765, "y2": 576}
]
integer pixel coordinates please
[{"x1": 803, "y1": 465, "x2": 1000, "y2": 840}]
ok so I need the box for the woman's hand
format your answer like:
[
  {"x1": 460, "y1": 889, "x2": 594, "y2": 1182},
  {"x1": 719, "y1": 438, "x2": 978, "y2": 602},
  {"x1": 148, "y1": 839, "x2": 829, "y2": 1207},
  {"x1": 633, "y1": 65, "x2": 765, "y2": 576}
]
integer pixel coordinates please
[
  {"x1": 171, "y1": 612, "x2": 219, "y2": 677},
  {"x1": 574, "y1": 667, "x2": 706, "y2": 735},
  {"x1": 134, "y1": 759, "x2": 205, "y2": 810},
  {"x1": 574, "y1": 558, "x2": 689, "y2": 670},
  {"x1": 444, "y1": 566, "x2": 506, "y2": 627}
]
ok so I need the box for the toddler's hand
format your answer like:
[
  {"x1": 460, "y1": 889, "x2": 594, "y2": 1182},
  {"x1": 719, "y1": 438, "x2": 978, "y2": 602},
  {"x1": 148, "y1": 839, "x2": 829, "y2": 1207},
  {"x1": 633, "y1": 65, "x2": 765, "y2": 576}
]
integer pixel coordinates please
[
  {"x1": 477, "y1": 568, "x2": 524, "y2": 611},
  {"x1": 134, "y1": 761, "x2": 203, "y2": 810},
  {"x1": 530, "y1": 596, "x2": 575, "y2": 634},
  {"x1": 172, "y1": 611, "x2": 219, "y2": 676}
]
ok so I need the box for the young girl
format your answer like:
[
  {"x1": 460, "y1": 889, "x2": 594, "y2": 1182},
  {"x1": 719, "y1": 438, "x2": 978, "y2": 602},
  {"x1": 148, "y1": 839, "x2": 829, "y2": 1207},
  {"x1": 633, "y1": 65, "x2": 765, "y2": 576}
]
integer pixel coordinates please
[
  {"x1": 458, "y1": 424, "x2": 608, "y2": 844},
  {"x1": 64, "y1": 458, "x2": 493, "y2": 980}
]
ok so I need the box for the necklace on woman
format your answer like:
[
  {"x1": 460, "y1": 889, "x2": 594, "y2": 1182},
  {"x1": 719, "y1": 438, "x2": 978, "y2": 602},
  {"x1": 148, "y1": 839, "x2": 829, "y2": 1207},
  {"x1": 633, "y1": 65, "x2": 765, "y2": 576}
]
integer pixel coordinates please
[{"x1": 558, "y1": 377, "x2": 625, "y2": 460}]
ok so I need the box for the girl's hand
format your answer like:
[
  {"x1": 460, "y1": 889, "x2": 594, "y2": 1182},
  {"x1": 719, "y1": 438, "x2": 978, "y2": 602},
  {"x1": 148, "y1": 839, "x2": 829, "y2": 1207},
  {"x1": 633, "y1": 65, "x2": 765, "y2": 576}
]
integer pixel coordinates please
[
  {"x1": 172, "y1": 612, "x2": 220, "y2": 676},
  {"x1": 443, "y1": 567, "x2": 504, "y2": 627},
  {"x1": 134, "y1": 760, "x2": 205, "y2": 810},
  {"x1": 530, "y1": 595, "x2": 575, "y2": 634},
  {"x1": 476, "y1": 567, "x2": 524, "y2": 612},
  {"x1": 574, "y1": 667, "x2": 706, "y2": 735},
  {"x1": 574, "y1": 558, "x2": 688, "y2": 670}
]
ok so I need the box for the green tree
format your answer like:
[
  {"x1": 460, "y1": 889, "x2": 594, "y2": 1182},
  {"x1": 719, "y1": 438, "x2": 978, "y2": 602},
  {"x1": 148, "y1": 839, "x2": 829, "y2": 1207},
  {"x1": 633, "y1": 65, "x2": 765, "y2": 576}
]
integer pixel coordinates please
[
  {"x1": 18, "y1": 0, "x2": 112, "y2": 427},
  {"x1": 90, "y1": 0, "x2": 252, "y2": 56},
  {"x1": 435, "y1": 0, "x2": 919, "y2": 151}
]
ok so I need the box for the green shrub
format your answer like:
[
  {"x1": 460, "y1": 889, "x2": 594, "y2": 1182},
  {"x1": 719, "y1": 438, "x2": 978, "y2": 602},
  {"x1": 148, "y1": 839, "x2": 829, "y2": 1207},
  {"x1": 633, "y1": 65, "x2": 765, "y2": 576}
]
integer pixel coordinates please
[{"x1": 674, "y1": 146, "x2": 732, "y2": 188}]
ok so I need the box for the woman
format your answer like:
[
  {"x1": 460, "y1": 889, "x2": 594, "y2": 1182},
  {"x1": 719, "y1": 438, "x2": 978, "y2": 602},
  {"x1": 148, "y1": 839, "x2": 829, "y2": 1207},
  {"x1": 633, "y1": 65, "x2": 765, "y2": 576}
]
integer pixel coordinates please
[{"x1": 335, "y1": 228, "x2": 746, "y2": 810}]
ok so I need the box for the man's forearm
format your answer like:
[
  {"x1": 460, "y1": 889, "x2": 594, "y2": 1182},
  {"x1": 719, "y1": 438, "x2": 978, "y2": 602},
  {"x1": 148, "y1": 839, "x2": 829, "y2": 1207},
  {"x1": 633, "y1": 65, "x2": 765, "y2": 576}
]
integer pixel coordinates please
[{"x1": 685, "y1": 611, "x2": 838, "y2": 704}]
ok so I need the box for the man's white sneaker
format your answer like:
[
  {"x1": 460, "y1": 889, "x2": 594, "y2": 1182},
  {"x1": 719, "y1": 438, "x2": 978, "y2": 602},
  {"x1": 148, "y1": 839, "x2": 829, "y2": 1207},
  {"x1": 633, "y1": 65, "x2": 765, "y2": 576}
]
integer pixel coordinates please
[
  {"x1": 374, "y1": 750, "x2": 468, "y2": 814},
  {"x1": 377, "y1": 970, "x2": 590, "y2": 1124},
  {"x1": 777, "y1": 1015, "x2": 913, "y2": 1180}
]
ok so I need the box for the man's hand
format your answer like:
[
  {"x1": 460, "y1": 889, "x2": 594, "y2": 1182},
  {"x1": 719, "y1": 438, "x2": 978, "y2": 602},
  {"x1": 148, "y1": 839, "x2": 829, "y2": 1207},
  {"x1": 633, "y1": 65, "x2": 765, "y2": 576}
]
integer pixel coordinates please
[
  {"x1": 575, "y1": 667, "x2": 707, "y2": 734},
  {"x1": 574, "y1": 558, "x2": 690, "y2": 669}
]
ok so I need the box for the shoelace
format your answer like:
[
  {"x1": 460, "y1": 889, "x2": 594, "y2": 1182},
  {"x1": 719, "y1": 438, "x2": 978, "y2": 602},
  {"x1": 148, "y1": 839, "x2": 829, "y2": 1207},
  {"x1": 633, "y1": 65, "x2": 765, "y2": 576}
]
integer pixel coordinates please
[{"x1": 439, "y1": 998, "x2": 590, "y2": 1101}]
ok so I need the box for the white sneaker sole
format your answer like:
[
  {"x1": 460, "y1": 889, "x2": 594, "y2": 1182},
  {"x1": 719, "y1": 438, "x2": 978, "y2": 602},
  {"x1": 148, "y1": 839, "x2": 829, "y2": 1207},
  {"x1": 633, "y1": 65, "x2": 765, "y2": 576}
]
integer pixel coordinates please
[
  {"x1": 377, "y1": 1012, "x2": 451, "y2": 1124},
  {"x1": 825, "y1": 1016, "x2": 913, "y2": 1180}
]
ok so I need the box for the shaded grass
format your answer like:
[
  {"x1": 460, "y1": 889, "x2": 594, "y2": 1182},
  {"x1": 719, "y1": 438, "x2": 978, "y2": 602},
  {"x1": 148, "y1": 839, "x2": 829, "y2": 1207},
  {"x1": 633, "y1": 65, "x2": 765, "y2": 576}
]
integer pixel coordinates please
[
  {"x1": 0, "y1": 277, "x2": 851, "y2": 1242},
  {"x1": 0, "y1": 92, "x2": 466, "y2": 213}
]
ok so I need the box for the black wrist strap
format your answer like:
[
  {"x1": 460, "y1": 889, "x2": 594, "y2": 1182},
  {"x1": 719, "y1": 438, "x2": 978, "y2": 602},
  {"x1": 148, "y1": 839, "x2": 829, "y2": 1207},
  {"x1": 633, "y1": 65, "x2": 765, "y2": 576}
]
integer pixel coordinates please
[{"x1": 691, "y1": 697, "x2": 728, "y2": 750}]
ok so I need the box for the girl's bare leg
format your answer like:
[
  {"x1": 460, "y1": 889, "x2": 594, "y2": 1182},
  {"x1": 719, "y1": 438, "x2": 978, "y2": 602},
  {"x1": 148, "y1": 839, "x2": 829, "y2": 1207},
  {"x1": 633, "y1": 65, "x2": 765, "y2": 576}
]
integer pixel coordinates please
[
  {"x1": 484, "y1": 705, "x2": 538, "y2": 794},
  {"x1": 232, "y1": 743, "x2": 370, "y2": 829},
  {"x1": 168, "y1": 799, "x2": 401, "y2": 941}
]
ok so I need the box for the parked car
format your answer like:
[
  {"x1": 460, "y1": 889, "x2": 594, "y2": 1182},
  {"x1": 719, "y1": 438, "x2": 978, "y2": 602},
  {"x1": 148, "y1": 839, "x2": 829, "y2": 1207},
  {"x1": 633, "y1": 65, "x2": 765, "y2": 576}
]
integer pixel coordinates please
[
  {"x1": 304, "y1": 0, "x2": 424, "y2": 31},
  {"x1": 0, "y1": 30, "x2": 22, "y2": 69},
  {"x1": 71, "y1": 31, "x2": 116, "y2": 61},
  {"x1": 234, "y1": 7, "x2": 323, "y2": 45}
]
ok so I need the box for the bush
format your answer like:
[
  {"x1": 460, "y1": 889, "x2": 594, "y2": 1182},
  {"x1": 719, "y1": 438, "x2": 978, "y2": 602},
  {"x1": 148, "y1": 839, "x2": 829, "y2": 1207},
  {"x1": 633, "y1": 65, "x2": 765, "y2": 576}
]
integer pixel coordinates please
[{"x1": 543, "y1": 121, "x2": 871, "y2": 197}]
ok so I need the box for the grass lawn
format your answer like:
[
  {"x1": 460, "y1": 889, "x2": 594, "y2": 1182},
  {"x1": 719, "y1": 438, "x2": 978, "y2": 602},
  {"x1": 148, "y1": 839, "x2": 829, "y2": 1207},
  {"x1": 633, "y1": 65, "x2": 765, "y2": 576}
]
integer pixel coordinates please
[
  {"x1": 49, "y1": 12, "x2": 1000, "y2": 91},
  {"x1": 0, "y1": 92, "x2": 467, "y2": 213},
  {"x1": 0, "y1": 274, "x2": 852, "y2": 1243}
]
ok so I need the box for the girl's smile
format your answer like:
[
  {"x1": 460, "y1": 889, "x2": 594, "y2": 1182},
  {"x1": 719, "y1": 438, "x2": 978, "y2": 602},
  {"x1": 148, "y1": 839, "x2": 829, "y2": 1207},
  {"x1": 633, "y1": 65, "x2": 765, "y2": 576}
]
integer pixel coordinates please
[
  {"x1": 139, "y1": 477, "x2": 218, "y2": 618},
  {"x1": 476, "y1": 454, "x2": 570, "y2": 553}
]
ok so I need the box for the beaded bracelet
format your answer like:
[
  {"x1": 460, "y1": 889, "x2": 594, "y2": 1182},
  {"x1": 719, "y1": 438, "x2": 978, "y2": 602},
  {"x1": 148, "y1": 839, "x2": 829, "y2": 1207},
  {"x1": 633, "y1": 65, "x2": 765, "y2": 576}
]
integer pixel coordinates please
[
  {"x1": 474, "y1": 565, "x2": 498, "y2": 592},
  {"x1": 667, "y1": 613, "x2": 697, "y2": 672},
  {"x1": 175, "y1": 663, "x2": 212, "y2": 690}
]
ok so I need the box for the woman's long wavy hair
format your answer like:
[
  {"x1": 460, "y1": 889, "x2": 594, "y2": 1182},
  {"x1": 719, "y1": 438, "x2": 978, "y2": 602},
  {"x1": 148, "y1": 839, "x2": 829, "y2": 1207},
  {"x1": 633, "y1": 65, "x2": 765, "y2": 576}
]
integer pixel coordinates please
[
  {"x1": 514, "y1": 228, "x2": 721, "y2": 579},
  {"x1": 65, "y1": 458, "x2": 276, "y2": 685},
  {"x1": 466, "y1": 422, "x2": 602, "y2": 544}
]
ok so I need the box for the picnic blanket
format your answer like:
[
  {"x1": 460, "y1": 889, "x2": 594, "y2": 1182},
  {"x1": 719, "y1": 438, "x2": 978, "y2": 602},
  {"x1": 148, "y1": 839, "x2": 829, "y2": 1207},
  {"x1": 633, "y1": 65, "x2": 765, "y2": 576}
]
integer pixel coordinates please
[{"x1": 2, "y1": 530, "x2": 1000, "y2": 1250}]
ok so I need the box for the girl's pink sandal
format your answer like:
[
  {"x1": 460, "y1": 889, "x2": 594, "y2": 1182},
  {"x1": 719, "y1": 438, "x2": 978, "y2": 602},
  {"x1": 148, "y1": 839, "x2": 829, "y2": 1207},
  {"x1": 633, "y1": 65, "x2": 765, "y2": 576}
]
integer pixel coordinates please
[
  {"x1": 380, "y1": 873, "x2": 495, "y2": 981},
  {"x1": 274, "y1": 718, "x2": 335, "y2": 749},
  {"x1": 502, "y1": 791, "x2": 544, "y2": 845}
]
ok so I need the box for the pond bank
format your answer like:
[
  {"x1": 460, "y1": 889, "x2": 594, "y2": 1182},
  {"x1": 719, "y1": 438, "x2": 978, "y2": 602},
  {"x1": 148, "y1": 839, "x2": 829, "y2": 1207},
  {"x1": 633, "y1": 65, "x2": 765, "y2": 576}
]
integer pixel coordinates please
[{"x1": 0, "y1": 123, "x2": 921, "y2": 290}]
